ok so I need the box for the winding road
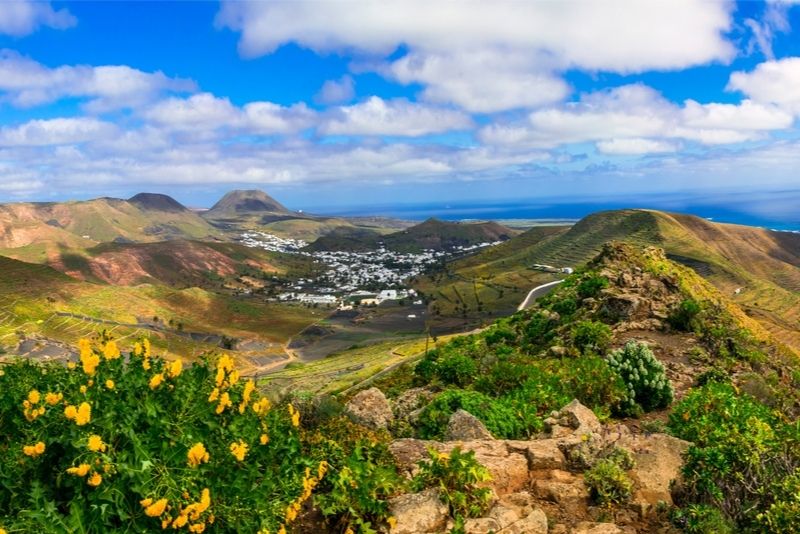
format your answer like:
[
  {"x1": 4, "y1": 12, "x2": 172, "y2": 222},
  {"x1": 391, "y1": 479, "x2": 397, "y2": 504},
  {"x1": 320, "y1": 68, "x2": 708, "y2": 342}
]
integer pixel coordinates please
[{"x1": 517, "y1": 280, "x2": 564, "y2": 311}]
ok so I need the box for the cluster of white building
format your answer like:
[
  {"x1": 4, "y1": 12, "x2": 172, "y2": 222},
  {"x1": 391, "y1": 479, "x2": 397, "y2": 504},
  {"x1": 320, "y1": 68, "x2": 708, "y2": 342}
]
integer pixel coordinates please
[{"x1": 239, "y1": 232, "x2": 501, "y2": 305}]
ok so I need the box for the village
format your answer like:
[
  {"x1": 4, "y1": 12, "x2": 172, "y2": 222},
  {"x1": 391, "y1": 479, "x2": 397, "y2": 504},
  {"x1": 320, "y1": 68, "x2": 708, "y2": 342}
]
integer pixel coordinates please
[{"x1": 238, "y1": 231, "x2": 501, "y2": 308}]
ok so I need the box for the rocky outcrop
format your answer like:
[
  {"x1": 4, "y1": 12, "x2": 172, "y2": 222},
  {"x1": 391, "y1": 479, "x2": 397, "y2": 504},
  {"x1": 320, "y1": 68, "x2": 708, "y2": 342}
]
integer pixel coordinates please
[
  {"x1": 345, "y1": 387, "x2": 393, "y2": 429},
  {"x1": 445, "y1": 409, "x2": 494, "y2": 441},
  {"x1": 463, "y1": 492, "x2": 548, "y2": 534},
  {"x1": 388, "y1": 488, "x2": 449, "y2": 534},
  {"x1": 544, "y1": 398, "x2": 602, "y2": 438}
]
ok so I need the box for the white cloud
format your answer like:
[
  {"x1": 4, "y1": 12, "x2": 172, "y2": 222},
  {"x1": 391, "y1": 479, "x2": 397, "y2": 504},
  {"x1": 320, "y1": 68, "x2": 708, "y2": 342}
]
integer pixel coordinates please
[
  {"x1": 728, "y1": 57, "x2": 800, "y2": 114},
  {"x1": 596, "y1": 138, "x2": 678, "y2": 155},
  {"x1": 0, "y1": 118, "x2": 117, "y2": 146},
  {"x1": 0, "y1": 1, "x2": 75, "y2": 36},
  {"x1": 316, "y1": 75, "x2": 355, "y2": 104},
  {"x1": 320, "y1": 96, "x2": 472, "y2": 136},
  {"x1": 0, "y1": 50, "x2": 195, "y2": 110},
  {"x1": 216, "y1": 0, "x2": 734, "y2": 111},
  {"x1": 387, "y1": 49, "x2": 568, "y2": 113}
]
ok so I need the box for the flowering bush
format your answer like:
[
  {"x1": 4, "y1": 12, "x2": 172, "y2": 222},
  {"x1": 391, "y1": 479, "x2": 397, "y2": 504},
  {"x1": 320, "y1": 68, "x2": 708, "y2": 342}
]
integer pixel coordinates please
[
  {"x1": 0, "y1": 334, "x2": 322, "y2": 533},
  {"x1": 607, "y1": 341, "x2": 673, "y2": 414}
]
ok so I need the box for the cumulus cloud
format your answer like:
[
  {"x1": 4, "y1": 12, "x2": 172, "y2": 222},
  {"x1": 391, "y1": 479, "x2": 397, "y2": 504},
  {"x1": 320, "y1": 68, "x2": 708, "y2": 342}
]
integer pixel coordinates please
[
  {"x1": 0, "y1": 1, "x2": 75, "y2": 36},
  {"x1": 0, "y1": 50, "x2": 196, "y2": 110},
  {"x1": 480, "y1": 84, "x2": 795, "y2": 152},
  {"x1": 728, "y1": 57, "x2": 800, "y2": 114},
  {"x1": 596, "y1": 138, "x2": 679, "y2": 155},
  {"x1": 315, "y1": 75, "x2": 355, "y2": 104},
  {"x1": 216, "y1": 0, "x2": 734, "y2": 111},
  {"x1": 320, "y1": 96, "x2": 473, "y2": 136},
  {"x1": 0, "y1": 118, "x2": 117, "y2": 146}
]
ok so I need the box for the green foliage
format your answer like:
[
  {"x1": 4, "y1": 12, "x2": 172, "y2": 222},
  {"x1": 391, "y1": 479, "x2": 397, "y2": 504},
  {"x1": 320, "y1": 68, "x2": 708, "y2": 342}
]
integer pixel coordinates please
[
  {"x1": 412, "y1": 447, "x2": 492, "y2": 522},
  {"x1": 436, "y1": 354, "x2": 478, "y2": 387},
  {"x1": 314, "y1": 442, "x2": 403, "y2": 534},
  {"x1": 522, "y1": 310, "x2": 559, "y2": 346},
  {"x1": 416, "y1": 390, "x2": 526, "y2": 439},
  {"x1": 606, "y1": 341, "x2": 673, "y2": 414},
  {"x1": 0, "y1": 338, "x2": 318, "y2": 533},
  {"x1": 584, "y1": 458, "x2": 633, "y2": 506},
  {"x1": 668, "y1": 298, "x2": 702, "y2": 332},
  {"x1": 577, "y1": 274, "x2": 609, "y2": 299},
  {"x1": 571, "y1": 320, "x2": 612, "y2": 355},
  {"x1": 669, "y1": 383, "x2": 800, "y2": 531},
  {"x1": 672, "y1": 504, "x2": 735, "y2": 534}
]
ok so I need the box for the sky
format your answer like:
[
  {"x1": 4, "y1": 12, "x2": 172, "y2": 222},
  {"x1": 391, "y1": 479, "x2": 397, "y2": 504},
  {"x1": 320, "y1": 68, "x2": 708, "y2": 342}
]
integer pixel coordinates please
[{"x1": 0, "y1": 1, "x2": 800, "y2": 222}]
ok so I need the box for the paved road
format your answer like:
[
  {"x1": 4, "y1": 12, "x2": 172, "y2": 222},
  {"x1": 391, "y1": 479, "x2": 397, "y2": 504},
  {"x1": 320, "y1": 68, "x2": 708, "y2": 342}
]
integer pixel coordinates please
[{"x1": 517, "y1": 280, "x2": 564, "y2": 311}]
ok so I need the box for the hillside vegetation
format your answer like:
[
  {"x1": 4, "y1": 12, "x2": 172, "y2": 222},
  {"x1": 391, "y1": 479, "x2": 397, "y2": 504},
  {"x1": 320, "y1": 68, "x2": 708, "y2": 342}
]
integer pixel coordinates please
[
  {"x1": 3, "y1": 243, "x2": 798, "y2": 533},
  {"x1": 417, "y1": 209, "x2": 800, "y2": 353}
]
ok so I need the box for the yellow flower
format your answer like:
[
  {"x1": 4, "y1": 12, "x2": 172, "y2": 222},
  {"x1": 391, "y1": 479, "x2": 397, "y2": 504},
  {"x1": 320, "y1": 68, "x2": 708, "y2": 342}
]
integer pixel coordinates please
[
  {"x1": 140, "y1": 497, "x2": 153, "y2": 507},
  {"x1": 182, "y1": 488, "x2": 211, "y2": 521},
  {"x1": 67, "y1": 463, "x2": 91, "y2": 477},
  {"x1": 64, "y1": 404, "x2": 78, "y2": 420},
  {"x1": 252, "y1": 398, "x2": 271, "y2": 415},
  {"x1": 187, "y1": 443, "x2": 209, "y2": 467},
  {"x1": 75, "y1": 402, "x2": 91, "y2": 425},
  {"x1": 80, "y1": 385, "x2": 87, "y2": 394},
  {"x1": 103, "y1": 340, "x2": 120, "y2": 360},
  {"x1": 23, "y1": 441, "x2": 45, "y2": 457},
  {"x1": 105, "y1": 379, "x2": 115, "y2": 390},
  {"x1": 67, "y1": 361, "x2": 77, "y2": 369},
  {"x1": 318, "y1": 460, "x2": 329, "y2": 479},
  {"x1": 278, "y1": 526, "x2": 287, "y2": 534},
  {"x1": 387, "y1": 516, "x2": 397, "y2": 530},
  {"x1": 288, "y1": 404, "x2": 300, "y2": 427},
  {"x1": 168, "y1": 358, "x2": 182, "y2": 378},
  {"x1": 229, "y1": 440, "x2": 248, "y2": 462},
  {"x1": 0, "y1": 527, "x2": 7, "y2": 534},
  {"x1": 285, "y1": 502, "x2": 300, "y2": 523},
  {"x1": 149, "y1": 373, "x2": 164, "y2": 390},
  {"x1": 239, "y1": 379, "x2": 256, "y2": 413},
  {"x1": 79, "y1": 339, "x2": 101, "y2": 376},
  {"x1": 144, "y1": 498, "x2": 169, "y2": 517},
  {"x1": 87, "y1": 434, "x2": 107, "y2": 452},
  {"x1": 260, "y1": 433, "x2": 269, "y2": 445},
  {"x1": 188, "y1": 524, "x2": 205, "y2": 533},
  {"x1": 161, "y1": 518, "x2": 170, "y2": 529},
  {"x1": 215, "y1": 392, "x2": 231, "y2": 414},
  {"x1": 45, "y1": 392, "x2": 63, "y2": 405},
  {"x1": 208, "y1": 388, "x2": 220, "y2": 402},
  {"x1": 27, "y1": 389, "x2": 41, "y2": 404},
  {"x1": 133, "y1": 341, "x2": 143, "y2": 356},
  {"x1": 172, "y1": 515, "x2": 188, "y2": 528},
  {"x1": 344, "y1": 528, "x2": 354, "y2": 534},
  {"x1": 87, "y1": 472, "x2": 102, "y2": 487},
  {"x1": 143, "y1": 338, "x2": 151, "y2": 358}
]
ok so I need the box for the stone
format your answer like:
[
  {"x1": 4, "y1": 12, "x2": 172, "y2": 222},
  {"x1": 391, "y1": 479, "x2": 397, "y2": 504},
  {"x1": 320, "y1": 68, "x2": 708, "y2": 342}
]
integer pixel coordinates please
[
  {"x1": 345, "y1": 387, "x2": 393, "y2": 429},
  {"x1": 508, "y1": 438, "x2": 566, "y2": 470},
  {"x1": 618, "y1": 433, "x2": 691, "y2": 512},
  {"x1": 388, "y1": 489, "x2": 449, "y2": 534},
  {"x1": 450, "y1": 441, "x2": 530, "y2": 496},
  {"x1": 572, "y1": 522, "x2": 623, "y2": 534},
  {"x1": 446, "y1": 409, "x2": 494, "y2": 441},
  {"x1": 557, "y1": 399, "x2": 601, "y2": 434},
  {"x1": 389, "y1": 438, "x2": 442, "y2": 476},
  {"x1": 533, "y1": 477, "x2": 589, "y2": 504},
  {"x1": 464, "y1": 492, "x2": 548, "y2": 534},
  {"x1": 393, "y1": 387, "x2": 434, "y2": 421}
]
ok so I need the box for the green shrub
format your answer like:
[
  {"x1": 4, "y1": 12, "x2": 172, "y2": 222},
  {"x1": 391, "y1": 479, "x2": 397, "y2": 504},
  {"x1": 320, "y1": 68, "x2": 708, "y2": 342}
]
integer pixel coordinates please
[
  {"x1": 669, "y1": 383, "x2": 800, "y2": 531},
  {"x1": 550, "y1": 297, "x2": 578, "y2": 317},
  {"x1": 416, "y1": 390, "x2": 525, "y2": 439},
  {"x1": 584, "y1": 458, "x2": 633, "y2": 505},
  {"x1": 484, "y1": 327, "x2": 516, "y2": 346},
  {"x1": 436, "y1": 354, "x2": 478, "y2": 387},
  {"x1": 577, "y1": 274, "x2": 609, "y2": 299},
  {"x1": 0, "y1": 338, "x2": 320, "y2": 533},
  {"x1": 315, "y1": 442, "x2": 403, "y2": 534},
  {"x1": 607, "y1": 341, "x2": 673, "y2": 414},
  {"x1": 668, "y1": 298, "x2": 702, "y2": 332},
  {"x1": 412, "y1": 447, "x2": 492, "y2": 521},
  {"x1": 672, "y1": 504, "x2": 735, "y2": 534},
  {"x1": 522, "y1": 311, "x2": 559, "y2": 346},
  {"x1": 571, "y1": 320, "x2": 612, "y2": 355},
  {"x1": 756, "y1": 473, "x2": 800, "y2": 534}
]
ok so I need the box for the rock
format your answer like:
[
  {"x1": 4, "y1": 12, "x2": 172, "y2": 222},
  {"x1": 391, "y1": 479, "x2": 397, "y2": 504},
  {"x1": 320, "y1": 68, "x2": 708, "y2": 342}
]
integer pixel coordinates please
[
  {"x1": 546, "y1": 399, "x2": 601, "y2": 437},
  {"x1": 549, "y1": 345, "x2": 569, "y2": 357},
  {"x1": 393, "y1": 387, "x2": 434, "y2": 422},
  {"x1": 446, "y1": 409, "x2": 494, "y2": 441},
  {"x1": 389, "y1": 438, "x2": 442, "y2": 476},
  {"x1": 464, "y1": 492, "x2": 548, "y2": 534},
  {"x1": 388, "y1": 489, "x2": 449, "y2": 534},
  {"x1": 533, "y1": 476, "x2": 588, "y2": 504},
  {"x1": 345, "y1": 387, "x2": 393, "y2": 429},
  {"x1": 618, "y1": 433, "x2": 691, "y2": 513},
  {"x1": 601, "y1": 294, "x2": 642, "y2": 321},
  {"x1": 508, "y1": 438, "x2": 566, "y2": 471},
  {"x1": 572, "y1": 522, "x2": 623, "y2": 534}
]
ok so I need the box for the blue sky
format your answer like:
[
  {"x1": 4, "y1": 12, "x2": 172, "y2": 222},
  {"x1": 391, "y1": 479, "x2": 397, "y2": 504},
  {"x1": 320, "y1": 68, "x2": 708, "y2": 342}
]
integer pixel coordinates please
[{"x1": 0, "y1": 1, "x2": 799, "y2": 222}]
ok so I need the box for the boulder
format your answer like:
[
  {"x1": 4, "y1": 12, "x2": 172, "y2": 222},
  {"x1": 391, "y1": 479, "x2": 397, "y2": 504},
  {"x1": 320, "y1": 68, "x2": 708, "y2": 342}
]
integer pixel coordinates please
[
  {"x1": 446, "y1": 409, "x2": 494, "y2": 441},
  {"x1": 345, "y1": 387, "x2": 393, "y2": 429},
  {"x1": 618, "y1": 433, "x2": 691, "y2": 513},
  {"x1": 508, "y1": 438, "x2": 566, "y2": 471},
  {"x1": 572, "y1": 522, "x2": 623, "y2": 534},
  {"x1": 388, "y1": 489, "x2": 449, "y2": 534},
  {"x1": 393, "y1": 387, "x2": 434, "y2": 422},
  {"x1": 545, "y1": 399, "x2": 601, "y2": 437},
  {"x1": 533, "y1": 476, "x2": 589, "y2": 504},
  {"x1": 463, "y1": 492, "x2": 548, "y2": 534}
]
